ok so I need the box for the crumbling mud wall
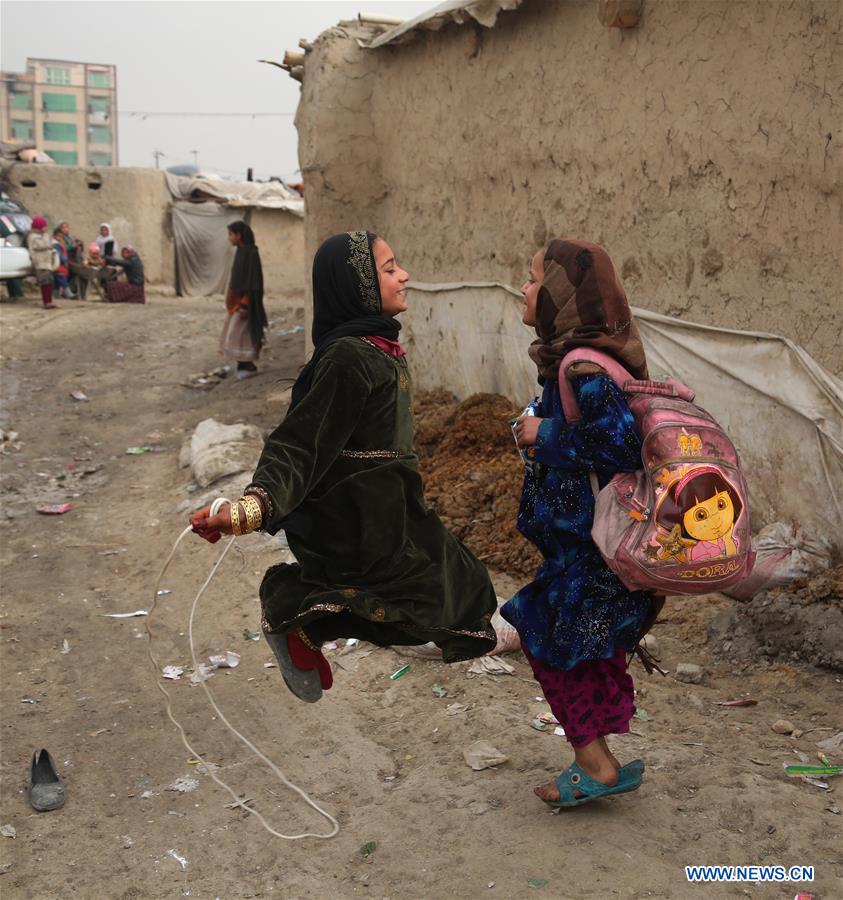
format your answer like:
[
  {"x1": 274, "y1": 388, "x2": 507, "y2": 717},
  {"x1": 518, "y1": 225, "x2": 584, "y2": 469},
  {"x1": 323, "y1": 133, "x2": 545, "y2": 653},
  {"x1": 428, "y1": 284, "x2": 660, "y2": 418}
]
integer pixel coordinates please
[
  {"x1": 3, "y1": 164, "x2": 305, "y2": 294},
  {"x1": 297, "y1": 0, "x2": 842, "y2": 374},
  {"x1": 4, "y1": 164, "x2": 175, "y2": 285}
]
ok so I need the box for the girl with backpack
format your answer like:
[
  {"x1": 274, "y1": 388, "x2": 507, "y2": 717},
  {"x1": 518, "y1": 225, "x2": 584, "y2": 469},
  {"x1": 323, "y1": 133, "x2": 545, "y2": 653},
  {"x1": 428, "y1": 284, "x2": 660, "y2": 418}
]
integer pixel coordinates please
[{"x1": 502, "y1": 238, "x2": 661, "y2": 808}]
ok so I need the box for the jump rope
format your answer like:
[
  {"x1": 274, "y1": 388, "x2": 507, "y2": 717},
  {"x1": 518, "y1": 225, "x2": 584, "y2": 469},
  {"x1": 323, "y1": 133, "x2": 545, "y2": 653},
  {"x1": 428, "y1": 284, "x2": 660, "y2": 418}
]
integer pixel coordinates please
[{"x1": 144, "y1": 498, "x2": 340, "y2": 841}]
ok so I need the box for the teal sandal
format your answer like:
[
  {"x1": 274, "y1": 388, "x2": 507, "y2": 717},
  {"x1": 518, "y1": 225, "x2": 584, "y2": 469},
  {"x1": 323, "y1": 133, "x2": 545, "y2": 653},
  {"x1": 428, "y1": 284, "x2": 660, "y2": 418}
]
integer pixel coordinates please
[{"x1": 542, "y1": 761, "x2": 644, "y2": 809}]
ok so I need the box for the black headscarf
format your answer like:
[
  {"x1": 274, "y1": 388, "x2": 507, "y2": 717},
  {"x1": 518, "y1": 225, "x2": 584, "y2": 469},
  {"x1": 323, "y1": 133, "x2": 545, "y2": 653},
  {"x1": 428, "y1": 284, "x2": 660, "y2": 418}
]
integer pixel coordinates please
[
  {"x1": 289, "y1": 230, "x2": 400, "y2": 409},
  {"x1": 228, "y1": 221, "x2": 267, "y2": 351}
]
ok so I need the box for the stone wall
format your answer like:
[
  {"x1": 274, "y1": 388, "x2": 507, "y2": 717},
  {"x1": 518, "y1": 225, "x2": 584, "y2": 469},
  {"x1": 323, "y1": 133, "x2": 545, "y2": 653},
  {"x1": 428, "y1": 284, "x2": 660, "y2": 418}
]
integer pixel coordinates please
[{"x1": 296, "y1": 0, "x2": 843, "y2": 374}]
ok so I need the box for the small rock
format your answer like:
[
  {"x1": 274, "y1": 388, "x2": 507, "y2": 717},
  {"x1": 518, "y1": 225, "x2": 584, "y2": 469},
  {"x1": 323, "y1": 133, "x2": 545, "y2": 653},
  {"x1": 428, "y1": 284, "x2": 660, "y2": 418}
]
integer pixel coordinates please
[
  {"x1": 640, "y1": 633, "x2": 659, "y2": 656},
  {"x1": 675, "y1": 663, "x2": 704, "y2": 684},
  {"x1": 771, "y1": 719, "x2": 795, "y2": 735}
]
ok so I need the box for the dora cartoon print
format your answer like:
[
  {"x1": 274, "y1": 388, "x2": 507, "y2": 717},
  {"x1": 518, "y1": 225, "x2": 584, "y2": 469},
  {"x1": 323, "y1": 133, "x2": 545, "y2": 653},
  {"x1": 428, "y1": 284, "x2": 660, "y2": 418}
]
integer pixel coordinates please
[{"x1": 655, "y1": 465, "x2": 742, "y2": 562}]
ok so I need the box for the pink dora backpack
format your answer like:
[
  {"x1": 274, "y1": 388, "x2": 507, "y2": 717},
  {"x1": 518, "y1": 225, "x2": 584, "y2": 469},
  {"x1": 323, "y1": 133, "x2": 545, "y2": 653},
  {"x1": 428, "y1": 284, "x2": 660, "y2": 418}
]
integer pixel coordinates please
[{"x1": 558, "y1": 348, "x2": 755, "y2": 596}]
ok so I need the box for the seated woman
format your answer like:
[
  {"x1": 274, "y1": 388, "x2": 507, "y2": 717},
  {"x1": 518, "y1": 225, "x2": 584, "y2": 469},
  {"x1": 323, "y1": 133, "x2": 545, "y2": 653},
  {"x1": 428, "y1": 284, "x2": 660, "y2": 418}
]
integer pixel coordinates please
[
  {"x1": 190, "y1": 231, "x2": 498, "y2": 702},
  {"x1": 103, "y1": 245, "x2": 145, "y2": 303}
]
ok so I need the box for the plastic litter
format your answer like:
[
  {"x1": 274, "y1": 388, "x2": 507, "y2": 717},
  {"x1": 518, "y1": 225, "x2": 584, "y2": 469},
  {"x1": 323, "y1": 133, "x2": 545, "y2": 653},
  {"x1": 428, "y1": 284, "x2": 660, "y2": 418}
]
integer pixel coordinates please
[
  {"x1": 166, "y1": 848, "x2": 188, "y2": 870},
  {"x1": 633, "y1": 708, "x2": 651, "y2": 721},
  {"x1": 446, "y1": 702, "x2": 470, "y2": 716},
  {"x1": 208, "y1": 651, "x2": 240, "y2": 669},
  {"x1": 431, "y1": 683, "x2": 448, "y2": 698},
  {"x1": 162, "y1": 665, "x2": 184, "y2": 680},
  {"x1": 243, "y1": 628, "x2": 261, "y2": 641},
  {"x1": 389, "y1": 665, "x2": 410, "y2": 681},
  {"x1": 716, "y1": 698, "x2": 758, "y2": 707},
  {"x1": 156, "y1": 588, "x2": 172, "y2": 596},
  {"x1": 468, "y1": 656, "x2": 514, "y2": 677},
  {"x1": 61, "y1": 639, "x2": 70, "y2": 654},
  {"x1": 101, "y1": 610, "x2": 148, "y2": 618},
  {"x1": 785, "y1": 764, "x2": 842, "y2": 777},
  {"x1": 527, "y1": 878, "x2": 548, "y2": 889},
  {"x1": 0, "y1": 825, "x2": 16, "y2": 839},
  {"x1": 70, "y1": 390, "x2": 88, "y2": 401},
  {"x1": 816, "y1": 732, "x2": 843, "y2": 752},
  {"x1": 463, "y1": 740, "x2": 508, "y2": 771},
  {"x1": 36, "y1": 503, "x2": 72, "y2": 515},
  {"x1": 125, "y1": 446, "x2": 152, "y2": 455},
  {"x1": 167, "y1": 776, "x2": 199, "y2": 793},
  {"x1": 190, "y1": 664, "x2": 217, "y2": 685},
  {"x1": 530, "y1": 718, "x2": 549, "y2": 732},
  {"x1": 553, "y1": 726, "x2": 566, "y2": 737}
]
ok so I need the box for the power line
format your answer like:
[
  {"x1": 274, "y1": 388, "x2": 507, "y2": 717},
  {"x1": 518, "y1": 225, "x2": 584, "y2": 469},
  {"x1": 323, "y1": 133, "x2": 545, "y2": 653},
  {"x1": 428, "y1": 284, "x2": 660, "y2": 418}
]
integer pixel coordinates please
[{"x1": 121, "y1": 110, "x2": 295, "y2": 118}]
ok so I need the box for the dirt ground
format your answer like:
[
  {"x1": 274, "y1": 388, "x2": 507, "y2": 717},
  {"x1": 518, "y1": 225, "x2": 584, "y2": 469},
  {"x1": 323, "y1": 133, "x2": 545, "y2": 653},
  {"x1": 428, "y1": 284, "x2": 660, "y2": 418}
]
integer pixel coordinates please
[{"x1": 1, "y1": 292, "x2": 842, "y2": 900}]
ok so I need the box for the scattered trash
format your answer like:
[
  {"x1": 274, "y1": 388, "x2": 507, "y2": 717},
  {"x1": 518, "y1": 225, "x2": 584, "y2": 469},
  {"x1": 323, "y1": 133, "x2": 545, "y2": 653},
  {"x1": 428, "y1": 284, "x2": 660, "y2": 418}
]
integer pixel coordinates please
[
  {"x1": 69, "y1": 390, "x2": 88, "y2": 401},
  {"x1": 538, "y1": 711, "x2": 559, "y2": 726},
  {"x1": 464, "y1": 740, "x2": 508, "y2": 771},
  {"x1": 785, "y1": 764, "x2": 843, "y2": 778},
  {"x1": 392, "y1": 640, "x2": 440, "y2": 658},
  {"x1": 223, "y1": 796, "x2": 254, "y2": 810},
  {"x1": 826, "y1": 804, "x2": 840, "y2": 815},
  {"x1": 166, "y1": 848, "x2": 188, "y2": 870},
  {"x1": 468, "y1": 656, "x2": 514, "y2": 676},
  {"x1": 716, "y1": 699, "x2": 758, "y2": 707},
  {"x1": 816, "y1": 732, "x2": 843, "y2": 752},
  {"x1": 61, "y1": 639, "x2": 70, "y2": 654},
  {"x1": 530, "y1": 717, "x2": 550, "y2": 732},
  {"x1": 20, "y1": 698, "x2": 37, "y2": 704},
  {"x1": 431, "y1": 683, "x2": 448, "y2": 698},
  {"x1": 162, "y1": 665, "x2": 184, "y2": 681},
  {"x1": 771, "y1": 719, "x2": 795, "y2": 735},
  {"x1": 125, "y1": 446, "x2": 152, "y2": 455},
  {"x1": 674, "y1": 663, "x2": 704, "y2": 684},
  {"x1": 156, "y1": 588, "x2": 172, "y2": 597},
  {"x1": 184, "y1": 365, "x2": 231, "y2": 390},
  {"x1": 140, "y1": 790, "x2": 156, "y2": 800},
  {"x1": 243, "y1": 628, "x2": 261, "y2": 641},
  {"x1": 208, "y1": 651, "x2": 240, "y2": 669},
  {"x1": 263, "y1": 661, "x2": 277, "y2": 668},
  {"x1": 527, "y1": 878, "x2": 548, "y2": 889},
  {"x1": 446, "y1": 702, "x2": 470, "y2": 716},
  {"x1": 792, "y1": 749, "x2": 810, "y2": 764},
  {"x1": 121, "y1": 835, "x2": 134, "y2": 849},
  {"x1": 101, "y1": 610, "x2": 148, "y2": 618},
  {"x1": 633, "y1": 708, "x2": 651, "y2": 722},
  {"x1": 488, "y1": 597, "x2": 521, "y2": 655},
  {"x1": 0, "y1": 825, "x2": 16, "y2": 839},
  {"x1": 750, "y1": 758, "x2": 771, "y2": 766},
  {"x1": 116, "y1": 351, "x2": 125, "y2": 359},
  {"x1": 345, "y1": 638, "x2": 359, "y2": 648},
  {"x1": 553, "y1": 726, "x2": 566, "y2": 737},
  {"x1": 360, "y1": 840, "x2": 378, "y2": 858},
  {"x1": 278, "y1": 325, "x2": 305, "y2": 336},
  {"x1": 167, "y1": 777, "x2": 199, "y2": 793},
  {"x1": 190, "y1": 664, "x2": 217, "y2": 685},
  {"x1": 89, "y1": 728, "x2": 108, "y2": 737},
  {"x1": 389, "y1": 665, "x2": 410, "y2": 681},
  {"x1": 323, "y1": 641, "x2": 338, "y2": 651},
  {"x1": 36, "y1": 503, "x2": 72, "y2": 515}
]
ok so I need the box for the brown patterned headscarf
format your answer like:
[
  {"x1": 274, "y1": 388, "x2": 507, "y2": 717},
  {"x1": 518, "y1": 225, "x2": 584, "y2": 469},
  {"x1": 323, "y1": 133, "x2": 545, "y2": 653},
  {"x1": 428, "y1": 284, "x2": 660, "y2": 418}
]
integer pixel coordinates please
[{"x1": 528, "y1": 238, "x2": 648, "y2": 383}]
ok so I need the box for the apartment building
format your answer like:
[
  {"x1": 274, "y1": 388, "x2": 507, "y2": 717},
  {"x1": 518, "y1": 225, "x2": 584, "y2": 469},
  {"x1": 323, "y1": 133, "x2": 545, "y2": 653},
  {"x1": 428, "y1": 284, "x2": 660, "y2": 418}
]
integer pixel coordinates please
[{"x1": 0, "y1": 58, "x2": 118, "y2": 166}]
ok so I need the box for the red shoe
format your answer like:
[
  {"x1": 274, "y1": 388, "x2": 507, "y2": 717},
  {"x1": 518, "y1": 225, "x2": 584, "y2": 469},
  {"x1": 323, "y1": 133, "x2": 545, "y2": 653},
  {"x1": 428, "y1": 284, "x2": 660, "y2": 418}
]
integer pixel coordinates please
[{"x1": 287, "y1": 630, "x2": 333, "y2": 690}]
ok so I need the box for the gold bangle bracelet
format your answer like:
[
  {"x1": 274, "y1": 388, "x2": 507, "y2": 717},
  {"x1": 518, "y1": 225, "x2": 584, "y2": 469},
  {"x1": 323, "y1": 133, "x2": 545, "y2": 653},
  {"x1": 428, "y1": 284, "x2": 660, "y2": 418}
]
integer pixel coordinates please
[
  {"x1": 239, "y1": 495, "x2": 262, "y2": 533},
  {"x1": 229, "y1": 500, "x2": 243, "y2": 536}
]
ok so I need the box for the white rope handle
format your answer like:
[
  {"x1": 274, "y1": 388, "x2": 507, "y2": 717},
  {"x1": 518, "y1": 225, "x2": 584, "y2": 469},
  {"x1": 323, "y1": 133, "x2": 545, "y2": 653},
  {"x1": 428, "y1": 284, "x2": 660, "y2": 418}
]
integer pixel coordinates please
[{"x1": 144, "y1": 498, "x2": 339, "y2": 840}]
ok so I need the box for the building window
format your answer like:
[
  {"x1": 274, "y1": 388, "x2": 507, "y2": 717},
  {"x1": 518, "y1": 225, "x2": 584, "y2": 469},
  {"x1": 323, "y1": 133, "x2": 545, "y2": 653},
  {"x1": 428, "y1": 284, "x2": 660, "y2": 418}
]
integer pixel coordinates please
[
  {"x1": 88, "y1": 96, "x2": 110, "y2": 115},
  {"x1": 50, "y1": 150, "x2": 79, "y2": 165},
  {"x1": 11, "y1": 92, "x2": 32, "y2": 110},
  {"x1": 43, "y1": 121, "x2": 78, "y2": 142},
  {"x1": 88, "y1": 125, "x2": 112, "y2": 145},
  {"x1": 11, "y1": 120, "x2": 34, "y2": 140},
  {"x1": 46, "y1": 67, "x2": 71, "y2": 85},
  {"x1": 87, "y1": 70, "x2": 111, "y2": 88},
  {"x1": 89, "y1": 151, "x2": 112, "y2": 166},
  {"x1": 42, "y1": 92, "x2": 77, "y2": 113}
]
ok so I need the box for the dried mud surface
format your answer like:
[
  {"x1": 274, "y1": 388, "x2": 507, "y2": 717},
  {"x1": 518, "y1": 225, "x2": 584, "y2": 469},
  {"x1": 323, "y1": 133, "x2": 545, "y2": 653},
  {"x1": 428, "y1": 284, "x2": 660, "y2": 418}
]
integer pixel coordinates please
[
  {"x1": 1, "y1": 294, "x2": 841, "y2": 899},
  {"x1": 709, "y1": 566, "x2": 843, "y2": 673}
]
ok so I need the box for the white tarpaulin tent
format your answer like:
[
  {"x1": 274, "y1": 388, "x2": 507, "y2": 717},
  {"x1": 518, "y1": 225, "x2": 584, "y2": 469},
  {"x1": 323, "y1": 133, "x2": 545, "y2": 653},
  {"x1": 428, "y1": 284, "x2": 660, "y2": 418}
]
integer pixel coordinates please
[
  {"x1": 166, "y1": 173, "x2": 304, "y2": 297},
  {"x1": 402, "y1": 283, "x2": 843, "y2": 546}
]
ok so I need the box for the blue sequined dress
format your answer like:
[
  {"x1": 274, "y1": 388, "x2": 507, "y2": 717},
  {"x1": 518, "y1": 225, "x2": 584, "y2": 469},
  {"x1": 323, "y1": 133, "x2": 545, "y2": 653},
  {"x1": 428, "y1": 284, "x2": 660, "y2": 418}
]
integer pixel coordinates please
[{"x1": 501, "y1": 374, "x2": 652, "y2": 670}]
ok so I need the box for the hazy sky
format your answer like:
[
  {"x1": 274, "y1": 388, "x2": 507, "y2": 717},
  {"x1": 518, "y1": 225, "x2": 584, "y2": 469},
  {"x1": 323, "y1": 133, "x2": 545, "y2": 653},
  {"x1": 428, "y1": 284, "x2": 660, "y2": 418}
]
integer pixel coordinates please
[{"x1": 1, "y1": 0, "x2": 433, "y2": 180}]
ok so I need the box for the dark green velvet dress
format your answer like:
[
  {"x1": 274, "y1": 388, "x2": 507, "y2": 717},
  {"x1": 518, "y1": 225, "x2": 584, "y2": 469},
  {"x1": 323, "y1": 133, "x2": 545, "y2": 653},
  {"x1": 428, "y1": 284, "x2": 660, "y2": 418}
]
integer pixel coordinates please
[{"x1": 251, "y1": 336, "x2": 497, "y2": 663}]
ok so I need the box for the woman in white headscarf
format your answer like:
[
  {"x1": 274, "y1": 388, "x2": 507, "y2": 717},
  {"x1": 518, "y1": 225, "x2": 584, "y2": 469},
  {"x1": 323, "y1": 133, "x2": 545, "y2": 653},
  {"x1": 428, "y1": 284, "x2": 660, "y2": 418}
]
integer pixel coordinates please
[{"x1": 94, "y1": 223, "x2": 118, "y2": 258}]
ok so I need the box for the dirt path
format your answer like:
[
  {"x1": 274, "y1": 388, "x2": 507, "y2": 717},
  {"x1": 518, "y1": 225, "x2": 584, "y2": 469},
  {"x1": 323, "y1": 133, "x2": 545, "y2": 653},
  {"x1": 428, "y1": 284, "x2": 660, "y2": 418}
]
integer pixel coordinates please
[{"x1": 1, "y1": 294, "x2": 841, "y2": 899}]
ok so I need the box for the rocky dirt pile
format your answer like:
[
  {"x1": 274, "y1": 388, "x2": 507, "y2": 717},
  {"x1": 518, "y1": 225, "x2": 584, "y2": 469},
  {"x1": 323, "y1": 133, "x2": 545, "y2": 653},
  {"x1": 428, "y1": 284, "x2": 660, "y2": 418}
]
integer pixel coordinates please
[
  {"x1": 414, "y1": 390, "x2": 541, "y2": 581},
  {"x1": 708, "y1": 565, "x2": 843, "y2": 672}
]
